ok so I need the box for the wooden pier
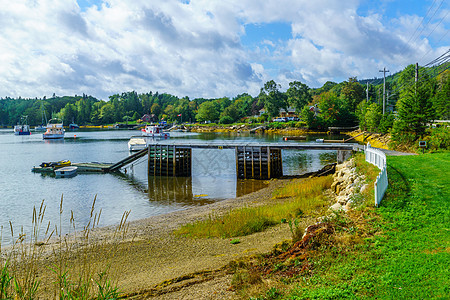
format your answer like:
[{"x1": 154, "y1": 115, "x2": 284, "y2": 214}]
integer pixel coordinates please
[
  {"x1": 147, "y1": 145, "x2": 192, "y2": 177},
  {"x1": 37, "y1": 141, "x2": 358, "y2": 179},
  {"x1": 143, "y1": 141, "x2": 358, "y2": 180},
  {"x1": 235, "y1": 146, "x2": 282, "y2": 179}
]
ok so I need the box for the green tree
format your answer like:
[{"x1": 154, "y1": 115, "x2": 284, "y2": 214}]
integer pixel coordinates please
[
  {"x1": 258, "y1": 80, "x2": 287, "y2": 118},
  {"x1": 356, "y1": 100, "x2": 371, "y2": 130},
  {"x1": 286, "y1": 81, "x2": 312, "y2": 113},
  {"x1": 432, "y1": 69, "x2": 450, "y2": 119},
  {"x1": 392, "y1": 79, "x2": 435, "y2": 145},
  {"x1": 99, "y1": 103, "x2": 115, "y2": 124},
  {"x1": 196, "y1": 101, "x2": 219, "y2": 122},
  {"x1": 220, "y1": 105, "x2": 240, "y2": 123},
  {"x1": 364, "y1": 103, "x2": 382, "y2": 132},
  {"x1": 61, "y1": 103, "x2": 77, "y2": 124},
  {"x1": 151, "y1": 103, "x2": 162, "y2": 118},
  {"x1": 341, "y1": 77, "x2": 365, "y2": 111}
]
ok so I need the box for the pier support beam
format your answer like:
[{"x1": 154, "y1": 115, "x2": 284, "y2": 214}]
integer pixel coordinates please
[
  {"x1": 148, "y1": 145, "x2": 191, "y2": 176},
  {"x1": 236, "y1": 146, "x2": 282, "y2": 179}
]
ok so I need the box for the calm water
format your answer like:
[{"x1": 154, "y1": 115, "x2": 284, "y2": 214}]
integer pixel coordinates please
[{"x1": 0, "y1": 128, "x2": 345, "y2": 244}]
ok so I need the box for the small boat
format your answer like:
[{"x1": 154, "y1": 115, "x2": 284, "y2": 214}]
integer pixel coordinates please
[
  {"x1": 54, "y1": 166, "x2": 77, "y2": 177},
  {"x1": 39, "y1": 159, "x2": 71, "y2": 168},
  {"x1": 128, "y1": 137, "x2": 148, "y2": 152},
  {"x1": 34, "y1": 125, "x2": 47, "y2": 132},
  {"x1": 35, "y1": 104, "x2": 48, "y2": 131},
  {"x1": 141, "y1": 125, "x2": 170, "y2": 138},
  {"x1": 69, "y1": 123, "x2": 79, "y2": 129},
  {"x1": 43, "y1": 118, "x2": 65, "y2": 139},
  {"x1": 14, "y1": 116, "x2": 31, "y2": 135}
]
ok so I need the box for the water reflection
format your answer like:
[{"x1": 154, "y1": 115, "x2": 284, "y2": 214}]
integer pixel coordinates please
[{"x1": 282, "y1": 150, "x2": 337, "y2": 175}]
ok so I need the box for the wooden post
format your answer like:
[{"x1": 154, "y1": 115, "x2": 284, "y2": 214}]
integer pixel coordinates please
[
  {"x1": 173, "y1": 146, "x2": 176, "y2": 176},
  {"x1": 259, "y1": 147, "x2": 262, "y2": 179},
  {"x1": 235, "y1": 147, "x2": 239, "y2": 178},
  {"x1": 243, "y1": 146, "x2": 247, "y2": 179},
  {"x1": 267, "y1": 146, "x2": 271, "y2": 179},
  {"x1": 148, "y1": 146, "x2": 150, "y2": 175},
  {"x1": 251, "y1": 147, "x2": 254, "y2": 179}
]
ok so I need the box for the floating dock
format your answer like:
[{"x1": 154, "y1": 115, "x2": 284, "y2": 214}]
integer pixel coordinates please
[{"x1": 32, "y1": 162, "x2": 113, "y2": 174}]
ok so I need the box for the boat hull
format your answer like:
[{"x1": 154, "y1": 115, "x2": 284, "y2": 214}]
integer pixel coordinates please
[
  {"x1": 54, "y1": 166, "x2": 77, "y2": 177},
  {"x1": 43, "y1": 134, "x2": 64, "y2": 139},
  {"x1": 14, "y1": 131, "x2": 31, "y2": 135}
]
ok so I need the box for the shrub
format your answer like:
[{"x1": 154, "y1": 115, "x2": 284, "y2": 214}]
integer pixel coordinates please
[{"x1": 219, "y1": 116, "x2": 234, "y2": 124}]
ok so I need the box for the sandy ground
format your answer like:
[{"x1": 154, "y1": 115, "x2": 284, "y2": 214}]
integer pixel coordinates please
[
  {"x1": 115, "y1": 179, "x2": 292, "y2": 299},
  {"x1": 27, "y1": 179, "x2": 293, "y2": 299}
]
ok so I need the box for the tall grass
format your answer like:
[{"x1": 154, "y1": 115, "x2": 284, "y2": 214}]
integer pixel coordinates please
[
  {"x1": 0, "y1": 195, "x2": 131, "y2": 299},
  {"x1": 176, "y1": 176, "x2": 333, "y2": 238}
]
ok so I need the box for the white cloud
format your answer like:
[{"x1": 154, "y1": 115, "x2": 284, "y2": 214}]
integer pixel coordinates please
[{"x1": 0, "y1": 0, "x2": 447, "y2": 100}]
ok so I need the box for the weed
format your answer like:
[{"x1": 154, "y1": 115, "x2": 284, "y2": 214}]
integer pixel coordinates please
[
  {"x1": 0, "y1": 261, "x2": 13, "y2": 299},
  {"x1": 0, "y1": 195, "x2": 131, "y2": 299},
  {"x1": 230, "y1": 238, "x2": 241, "y2": 244},
  {"x1": 287, "y1": 218, "x2": 304, "y2": 242}
]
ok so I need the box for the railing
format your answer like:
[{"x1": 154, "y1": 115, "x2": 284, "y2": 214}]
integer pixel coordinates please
[{"x1": 365, "y1": 143, "x2": 388, "y2": 206}]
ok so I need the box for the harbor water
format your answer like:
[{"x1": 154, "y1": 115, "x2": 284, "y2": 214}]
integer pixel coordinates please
[{"x1": 0, "y1": 128, "x2": 346, "y2": 244}]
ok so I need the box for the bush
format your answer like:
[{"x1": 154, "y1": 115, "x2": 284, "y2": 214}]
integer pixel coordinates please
[
  {"x1": 425, "y1": 126, "x2": 450, "y2": 151},
  {"x1": 219, "y1": 115, "x2": 234, "y2": 124}
]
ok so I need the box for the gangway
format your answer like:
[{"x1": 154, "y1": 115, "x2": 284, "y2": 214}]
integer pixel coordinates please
[{"x1": 106, "y1": 147, "x2": 148, "y2": 172}]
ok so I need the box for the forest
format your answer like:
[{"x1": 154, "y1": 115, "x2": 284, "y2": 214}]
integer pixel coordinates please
[{"x1": 1, "y1": 63, "x2": 448, "y2": 142}]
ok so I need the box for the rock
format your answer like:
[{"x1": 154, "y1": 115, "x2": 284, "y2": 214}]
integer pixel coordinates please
[
  {"x1": 331, "y1": 181, "x2": 338, "y2": 192},
  {"x1": 360, "y1": 184, "x2": 369, "y2": 193},
  {"x1": 336, "y1": 196, "x2": 348, "y2": 205},
  {"x1": 329, "y1": 203, "x2": 344, "y2": 211},
  {"x1": 344, "y1": 199, "x2": 354, "y2": 211}
]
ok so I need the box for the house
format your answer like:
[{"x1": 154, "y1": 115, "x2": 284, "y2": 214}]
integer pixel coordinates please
[
  {"x1": 259, "y1": 107, "x2": 298, "y2": 118},
  {"x1": 140, "y1": 114, "x2": 155, "y2": 123}
]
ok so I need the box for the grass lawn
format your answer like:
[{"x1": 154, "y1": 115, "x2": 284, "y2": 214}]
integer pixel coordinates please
[{"x1": 249, "y1": 153, "x2": 449, "y2": 300}]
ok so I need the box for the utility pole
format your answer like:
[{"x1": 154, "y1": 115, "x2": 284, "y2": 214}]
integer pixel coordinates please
[
  {"x1": 366, "y1": 82, "x2": 369, "y2": 102},
  {"x1": 379, "y1": 67, "x2": 389, "y2": 115},
  {"x1": 415, "y1": 62, "x2": 419, "y2": 95}
]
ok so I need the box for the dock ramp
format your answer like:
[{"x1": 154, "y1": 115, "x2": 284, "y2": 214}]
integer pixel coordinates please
[{"x1": 107, "y1": 147, "x2": 148, "y2": 172}]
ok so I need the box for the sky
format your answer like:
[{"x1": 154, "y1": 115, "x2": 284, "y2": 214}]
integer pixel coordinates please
[{"x1": 0, "y1": 0, "x2": 449, "y2": 100}]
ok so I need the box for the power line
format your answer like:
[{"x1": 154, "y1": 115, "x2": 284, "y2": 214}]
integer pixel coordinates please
[
  {"x1": 401, "y1": 0, "x2": 440, "y2": 52},
  {"x1": 419, "y1": 31, "x2": 450, "y2": 63},
  {"x1": 409, "y1": 0, "x2": 445, "y2": 47}
]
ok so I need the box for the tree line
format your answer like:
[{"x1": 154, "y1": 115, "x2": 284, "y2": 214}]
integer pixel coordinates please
[{"x1": 1, "y1": 63, "x2": 448, "y2": 143}]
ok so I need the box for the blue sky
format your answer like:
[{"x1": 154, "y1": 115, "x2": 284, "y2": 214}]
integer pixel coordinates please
[{"x1": 0, "y1": 0, "x2": 448, "y2": 100}]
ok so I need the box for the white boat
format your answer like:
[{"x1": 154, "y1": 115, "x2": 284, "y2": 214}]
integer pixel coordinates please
[
  {"x1": 54, "y1": 166, "x2": 77, "y2": 177},
  {"x1": 34, "y1": 125, "x2": 47, "y2": 132},
  {"x1": 43, "y1": 118, "x2": 65, "y2": 139},
  {"x1": 141, "y1": 125, "x2": 170, "y2": 138},
  {"x1": 128, "y1": 137, "x2": 148, "y2": 152},
  {"x1": 14, "y1": 116, "x2": 31, "y2": 135},
  {"x1": 35, "y1": 104, "x2": 48, "y2": 131}
]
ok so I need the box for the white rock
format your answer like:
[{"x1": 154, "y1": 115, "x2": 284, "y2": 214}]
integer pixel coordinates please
[{"x1": 329, "y1": 203, "x2": 344, "y2": 211}]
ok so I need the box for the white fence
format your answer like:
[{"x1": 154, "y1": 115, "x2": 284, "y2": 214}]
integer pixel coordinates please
[{"x1": 365, "y1": 143, "x2": 388, "y2": 206}]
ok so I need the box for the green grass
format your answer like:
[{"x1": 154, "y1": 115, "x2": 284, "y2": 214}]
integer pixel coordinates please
[
  {"x1": 176, "y1": 176, "x2": 333, "y2": 239},
  {"x1": 275, "y1": 152, "x2": 450, "y2": 299}
]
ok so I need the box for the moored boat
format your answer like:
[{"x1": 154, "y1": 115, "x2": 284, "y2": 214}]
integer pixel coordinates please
[
  {"x1": 43, "y1": 118, "x2": 65, "y2": 139},
  {"x1": 14, "y1": 116, "x2": 31, "y2": 135},
  {"x1": 54, "y1": 166, "x2": 78, "y2": 177},
  {"x1": 39, "y1": 159, "x2": 71, "y2": 168},
  {"x1": 128, "y1": 137, "x2": 148, "y2": 152},
  {"x1": 141, "y1": 124, "x2": 170, "y2": 138},
  {"x1": 34, "y1": 125, "x2": 47, "y2": 132},
  {"x1": 69, "y1": 123, "x2": 79, "y2": 129}
]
